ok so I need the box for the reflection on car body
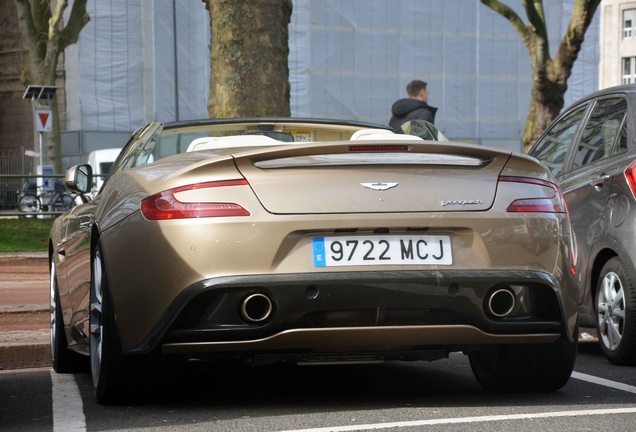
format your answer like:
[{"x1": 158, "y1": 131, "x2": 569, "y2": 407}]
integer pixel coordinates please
[{"x1": 49, "y1": 117, "x2": 580, "y2": 403}]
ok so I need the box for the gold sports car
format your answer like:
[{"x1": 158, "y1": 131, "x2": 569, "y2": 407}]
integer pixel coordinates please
[{"x1": 49, "y1": 118, "x2": 581, "y2": 403}]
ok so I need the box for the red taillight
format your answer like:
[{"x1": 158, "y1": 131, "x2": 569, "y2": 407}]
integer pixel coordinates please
[
  {"x1": 349, "y1": 145, "x2": 409, "y2": 152},
  {"x1": 141, "y1": 179, "x2": 250, "y2": 220},
  {"x1": 499, "y1": 176, "x2": 566, "y2": 214},
  {"x1": 625, "y1": 160, "x2": 636, "y2": 198}
]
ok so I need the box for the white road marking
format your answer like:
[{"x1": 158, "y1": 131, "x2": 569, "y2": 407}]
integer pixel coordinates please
[
  {"x1": 278, "y1": 408, "x2": 636, "y2": 432},
  {"x1": 572, "y1": 371, "x2": 636, "y2": 394},
  {"x1": 50, "y1": 371, "x2": 86, "y2": 432}
]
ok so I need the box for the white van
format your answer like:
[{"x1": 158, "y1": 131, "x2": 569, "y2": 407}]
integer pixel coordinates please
[{"x1": 87, "y1": 148, "x2": 122, "y2": 194}]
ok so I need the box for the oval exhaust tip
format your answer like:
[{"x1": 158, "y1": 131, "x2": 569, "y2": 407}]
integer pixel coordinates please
[
  {"x1": 487, "y1": 288, "x2": 516, "y2": 318},
  {"x1": 241, "y1": 293, "x2": 273, "y2": 322}
]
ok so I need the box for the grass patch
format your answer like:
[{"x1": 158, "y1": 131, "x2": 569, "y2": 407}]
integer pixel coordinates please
[{"x1": 0, "y1": 218, "x2": 54, "y2": 252}]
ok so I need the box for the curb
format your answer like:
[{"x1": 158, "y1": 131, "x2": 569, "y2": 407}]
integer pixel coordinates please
[
  {"x1": 0, "y1": 329, "x2": 51, "y2": 371},
  {"x1": 0, "y1": 305, "x2": 49, "y2": 314},
  {"x1": 0, "y1": 252, "x2": 48, "y2": 259},
  {"x1": 0, "y1": 343, "x2": 51, "y2": 370}
]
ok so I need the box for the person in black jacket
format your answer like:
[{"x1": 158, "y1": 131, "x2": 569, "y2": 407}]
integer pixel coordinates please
[{"x1": 389, "y1": 80, "x2": 438, "y2": 131}]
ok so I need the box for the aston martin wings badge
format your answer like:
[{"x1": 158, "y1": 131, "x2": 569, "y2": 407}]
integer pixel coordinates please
[{"x1": 360, "y1": 182, "x2": 398, "y2": 191}]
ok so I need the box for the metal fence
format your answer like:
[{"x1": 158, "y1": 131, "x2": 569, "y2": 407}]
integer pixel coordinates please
[
  {"x1": 0, "y1": 174, "x2": 71, "y2": 218},
  {"x1": 0, "y1": 150, "x2": 33, "y2": 213}
]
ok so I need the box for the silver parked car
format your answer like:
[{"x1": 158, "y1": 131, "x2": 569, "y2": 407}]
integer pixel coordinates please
[{"x1": 529, "y1": 84, "x2": 636, "y2": 365}]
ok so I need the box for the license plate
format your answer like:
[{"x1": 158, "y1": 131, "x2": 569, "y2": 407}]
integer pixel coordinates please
[
  {"x1": 288, "y1": 130, "x2": 314, "y2": 142},
  {"x1": 312, "y1": 235, "x2": 452, "y2": 267}
]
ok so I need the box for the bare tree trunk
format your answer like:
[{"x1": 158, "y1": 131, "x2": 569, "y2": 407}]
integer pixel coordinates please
[
  {"x1": 15, "y1": 0, "x2": 89, "y2": 173},
  {"x1": 203, "y1": 0, "x2": 292, "y2": 118}
]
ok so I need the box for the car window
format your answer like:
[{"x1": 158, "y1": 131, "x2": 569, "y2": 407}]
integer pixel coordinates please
[
  {"x1": 615, "y1": 122, "x2": 628, "y2": 154},
  {"x1": 571, "y1": 97, "x2": 627, "y2": 170},
  {"x1": 113, "y1": 123, "x2": 163, "y2": 174},
  {"x1": 529, "y1": 105, "x2": 588, "y2": 176}
]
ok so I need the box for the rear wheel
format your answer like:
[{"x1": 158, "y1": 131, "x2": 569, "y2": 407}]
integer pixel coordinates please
[
  {"x1": 469, "y1": 325, "x2": 578, "y2": 392},
  {"x1": 18, "y1": 193, "x2": 40, "y2": 217},
  {"x1": 90, "y1": 243, "x2": 169, "y2": 404},
  {"x1": 50, "y1": 260, "x2": 88, "y2": 373},
  {"x1": 596, "y1": 257, "x2": 636, "y2": 365}
]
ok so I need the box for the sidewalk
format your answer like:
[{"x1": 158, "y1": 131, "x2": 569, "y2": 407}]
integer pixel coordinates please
[{"x1": 0, "y1": 253, "x2": 51, "y2": 370}]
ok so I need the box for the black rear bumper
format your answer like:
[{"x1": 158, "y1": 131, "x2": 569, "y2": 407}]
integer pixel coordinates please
[{"x1": 126, "y1": 270, "x2": 571, "y2": 355}]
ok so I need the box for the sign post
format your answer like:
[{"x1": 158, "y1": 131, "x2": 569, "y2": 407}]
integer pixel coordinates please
[
  {"x1": 34, "y1": 109, "x2": 52, "y2": 170},
  {"x1": 22, "y1": 85, "x2": 57, "y2": 175}
]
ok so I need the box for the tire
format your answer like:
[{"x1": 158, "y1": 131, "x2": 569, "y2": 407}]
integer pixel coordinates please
[
  {"x1": 50, "y1": 260, "x2": 88, "y2": 373},
  {"x1": 90, "y1": 243, "x2": 167, "y2": 404},
  {"x1": 469, "y1": 325, "x2": 578, "y2": 392},
  {"x1": 595, "y1": 257, "x2": 636, "y2": 366},
  {"x1": 18, "y1": 193, "x2": 40, "y2": 217}
]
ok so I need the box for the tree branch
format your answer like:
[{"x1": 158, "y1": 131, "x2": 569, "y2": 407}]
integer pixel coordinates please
[
  {"x1": 59, "y1": 0, "x2": 90, "y2": 52},
  {"x1": 480, "y1": 0, "x2": 532, "y2": 48},
  {"x1": 524, "y1": 0, "x2": 550, "y2": 56},
  {"x1": 15, "y1": 0, "x2": 46, "y2": 64},
  {"x1": 30, "y1": 0, "x2": 51, "y2": 35},
  {"x1": 42, "y1": 0, "x2": 68, "y2": 83},
  {"x1": 553, "y1": 0, "x2": 601, "y2": 82}
]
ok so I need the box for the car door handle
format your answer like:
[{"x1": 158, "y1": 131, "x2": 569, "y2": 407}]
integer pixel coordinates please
[{"x1": 591, "y1": 174, "x2": 611, "y2": 189}]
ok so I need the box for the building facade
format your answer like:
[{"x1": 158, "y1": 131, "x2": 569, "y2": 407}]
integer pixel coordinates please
[{"x1": 600, "y1": 0, "x2": 636, "y2": 88}]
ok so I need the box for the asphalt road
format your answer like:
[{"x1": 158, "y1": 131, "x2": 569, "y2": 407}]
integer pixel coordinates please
[{"x1": 1, "y1": 343, "x2": 635, "y2": 432}]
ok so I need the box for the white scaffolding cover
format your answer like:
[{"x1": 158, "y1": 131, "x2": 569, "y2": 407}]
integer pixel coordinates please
[
  {"x1": 288, "y1": 0, "x2": 600, "y2": 144},
  {"x1": 69, "y1": 0, "x2": 599, "y2": 148}
]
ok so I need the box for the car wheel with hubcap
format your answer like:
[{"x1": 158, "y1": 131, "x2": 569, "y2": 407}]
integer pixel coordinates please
[
  {"x1": 90, "y1": 243, "x2": 134, "y2": 404},
  {"x1": 469, "y1": 324, "x2": 578, "y2": 392},
  {"x1": 50, "y1": 259, "x2": 87, "y2": 373},
  {"x1": 596, "y1": 257, "x2": 636, "y2": 366},
  {"x1": 90, "y1": 243, "x2": 166, "y2": 404}
]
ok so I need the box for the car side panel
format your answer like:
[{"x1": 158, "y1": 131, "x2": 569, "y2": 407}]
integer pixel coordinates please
[{"x1": 61, "y1": 201, "x2": 96, "y2": 348}]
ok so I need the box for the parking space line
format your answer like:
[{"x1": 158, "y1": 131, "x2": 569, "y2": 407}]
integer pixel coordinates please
[
  {"x1": 278, "y1": 408, "x2": 636, "y2": 432},
  {"x1": 572, "y1": 371, "x2": 636, "y2": 394},
  {"x1": 50, "y1": 371, "x2": 86, "y2": 432}
]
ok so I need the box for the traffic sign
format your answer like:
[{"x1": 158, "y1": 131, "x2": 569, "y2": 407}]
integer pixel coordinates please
[
  {"x1": 35, "y1": 110, "x2": 52, "y2": 132},
  {"x1": 25, "y1": 150, "x2": 41, "y2": 158},
  {"x1": 37, "y1": 165, "x2": 55, "y2": 191}
]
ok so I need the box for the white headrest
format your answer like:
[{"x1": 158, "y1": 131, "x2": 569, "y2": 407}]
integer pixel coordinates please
[
  {"x1": 350, "y1": 129, "x2": 423, "y2": 141},
  {"x1": 186, "y1": 135, "x2": 280, "y2": 152},
  {"x1": 350, "y1": 129, "x2": 395, "y2": 140}
]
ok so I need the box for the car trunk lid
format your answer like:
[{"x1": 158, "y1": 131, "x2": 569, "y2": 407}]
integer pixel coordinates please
[{"x1": 233, "y1": 141, "x2": 511, "y2": 214}]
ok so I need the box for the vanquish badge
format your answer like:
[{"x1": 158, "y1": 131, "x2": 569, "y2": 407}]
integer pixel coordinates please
[
  {"x1": 361, "y1": 182, "x2": 398, "y2": 191},
  {"x1": 441, "y1": 199, "x2": 484, "y2": 206}
]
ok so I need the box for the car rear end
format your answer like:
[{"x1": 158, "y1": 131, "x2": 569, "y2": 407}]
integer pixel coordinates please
[{"x1": 98, "y1": 140, "x2": 580, "y2": 367}]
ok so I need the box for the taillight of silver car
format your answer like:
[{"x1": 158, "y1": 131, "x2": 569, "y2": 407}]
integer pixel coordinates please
[
  {"x1": 140, "y1": 179, "x2": 251, "y2": 220},
  {"x1": 498, "y1": 176, "x2": 567, "y2": 214},
  {"x1": 624, "y1": 160, "x2": 636, "y2": 198}
]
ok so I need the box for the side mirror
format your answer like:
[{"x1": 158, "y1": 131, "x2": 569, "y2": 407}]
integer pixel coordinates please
[{"x1": 65, "y1": 164, "x2": 93, "y2": 196}]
